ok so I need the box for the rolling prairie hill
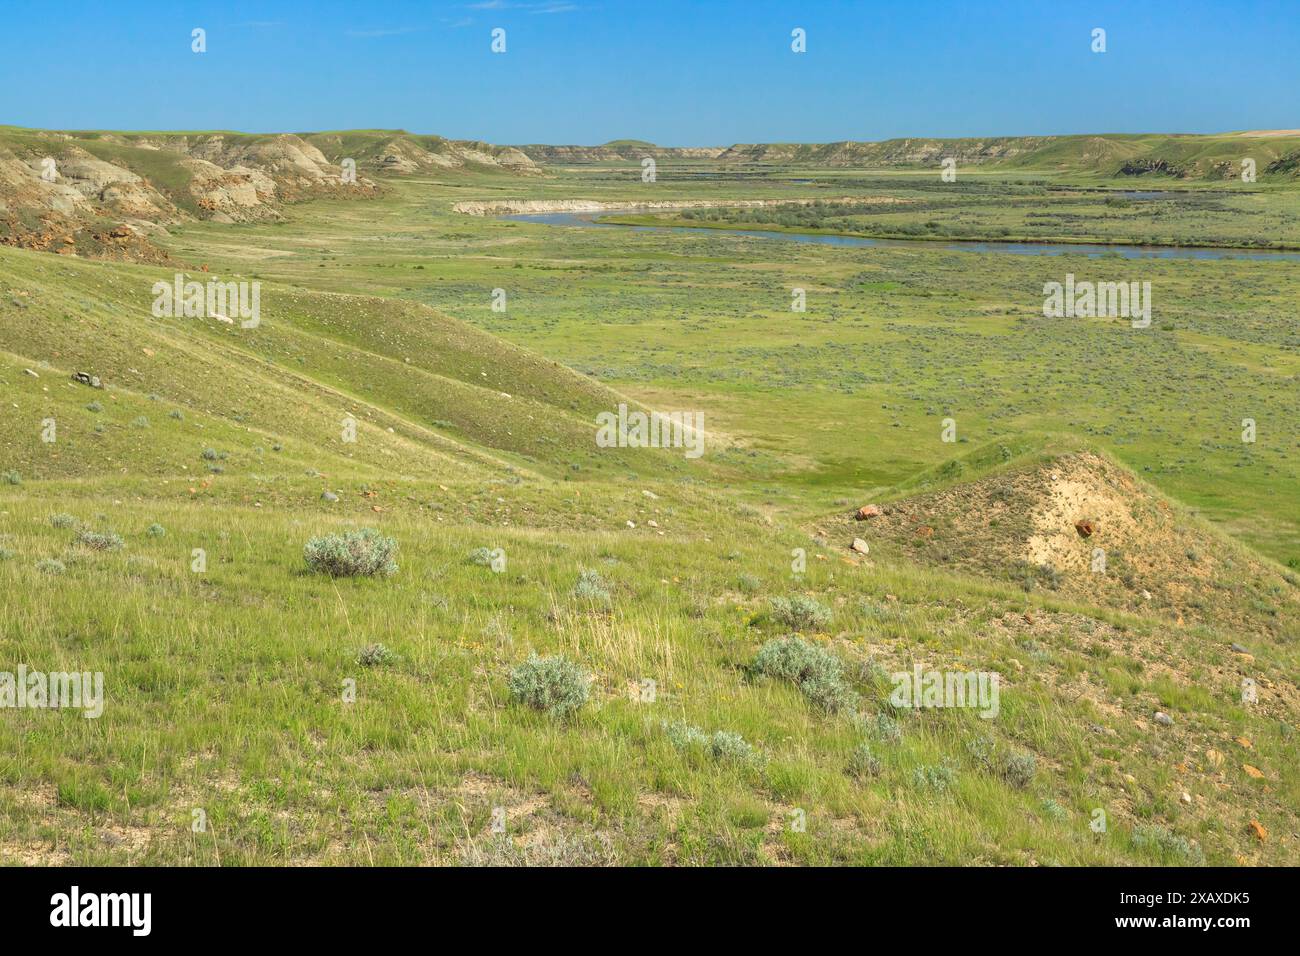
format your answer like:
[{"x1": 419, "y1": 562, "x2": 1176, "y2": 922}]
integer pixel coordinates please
[
  {"x1": 0, "y1": 245, "x2": 709, "y2": 491},
  {"x1": 716, "y1": 131, "x2": 1300, "y2": 180}
]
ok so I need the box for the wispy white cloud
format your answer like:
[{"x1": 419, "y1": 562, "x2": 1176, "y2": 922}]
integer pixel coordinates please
[
  {"x1": 468, "y1": 1, "x2": 578, "y2": 13},
  {"x1": 345, "y1": 26, "x2": 428, "y2": 38}
]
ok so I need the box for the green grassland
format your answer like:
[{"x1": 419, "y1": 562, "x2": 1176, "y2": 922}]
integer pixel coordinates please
[{"x1": 1, "y1": 142, "x2": 1297, "y2": 865}]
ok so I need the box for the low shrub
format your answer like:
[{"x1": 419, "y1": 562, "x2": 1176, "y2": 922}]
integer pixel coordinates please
[
  {"x1": 357, "y1": 643, "x2": 397, "y2": 666},
  {"x1": 508, "y1": 653, "x2": 590, "y2": 718},
  {"x1": 303, "y1": 528, "x2": 398, "y2": 577},
  {"x1": 75, "y1": 529, "x2": 125, "y2": 552},
  {"x1": 752, "y1": 636, "x2": 858, "y2": 713},
  {"x1": 573, "y1": 569, "x2": 611, "y2": 604},
  {"x1": 769, "y1": 595, "x2": 832, "y2": 631}
]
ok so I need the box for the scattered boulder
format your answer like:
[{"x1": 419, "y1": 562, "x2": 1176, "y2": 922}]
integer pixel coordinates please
[
  {"x1": 320, "y1": 491, "x2": 339, "y2": 502},
  {"x1": 850, "y1": 538, "x2": 869, "y2": 555},
  {"x1": 71, "y1": 371, "x2": 102, "y2": 388},
  {"x1": 1074, "y1": 519, "x2": 1095, "y2": 537},
  {"x1": 854, "y1": 504, "x2": 883, "y2": 520},
  {"x1": 1154, "y1": 711, "x2": 1173, "y2": 726}
]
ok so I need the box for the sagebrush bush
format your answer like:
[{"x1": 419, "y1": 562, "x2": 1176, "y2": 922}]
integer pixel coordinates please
[
  {"x1": 573, "y1": 569, "x2": 611, "y2": 604},
  {"x1": 0, "y1": 546, "x2": 15, "y2": 561},
  {"x1": 912, "y1": 763, "x2": 957, "y2": 793},
  {"x1": 75, "y1": 529, "x2": 124, "y2": 552},
  {"x1": 303, "y1": 528, "x2": 398, "y2": 577},
  {"x1": 847, "y1": 742, "x2": 881, "y2": 778},
  {"x1": 2, "y1": 471, "x2": 20, "y2": 486},
  {"x1": 1002, "y1": 750, "x2": 1037, "y2": 789},
  {"x1": 1132, "y1": 824, "x2": 1204, "y2": 864},
  {"x1": 752, "y1": 635, "x2": 858, "y2": 713},
  {"x1": 663, "y1": 720, "x2": 759, "y2": 764},
  {"x1": 49, "y1": 513, "x2": 79, "y2": 529},
  {"x1": 1041, "y1": 799, "x2": 1069, "y2": 821},
  {"x1": 467, "y1": 547, "x2": 493, "y2": 566},
  {"x1": 770, "y1": 595, "x2": 832, "y2": 631},
  {"x1": 357, "y1": 643, "x2": 396, "y2": 666},
  {"x1": 36, "y1": 558, "x2": 66, "y2": 575},
  {"x1": 146, "y1": 523, "x2": 166, "y2": 538},
  {"x1": 508, "y1": 653, "x2": 590, "y2": 718},
  {"x1": 867, "y1": 711, "x2": 903, "y2": 742},
  {"x1": 736, "y1": 573, "x2": 762, "y2": 594}
]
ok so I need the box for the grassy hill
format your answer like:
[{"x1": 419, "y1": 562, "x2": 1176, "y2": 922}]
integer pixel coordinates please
[{"x1": 716, "y1": 131, "x2": 1300, "y2": 181}]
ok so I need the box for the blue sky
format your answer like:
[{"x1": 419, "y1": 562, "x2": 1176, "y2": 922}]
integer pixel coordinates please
[{"x1": 3, "y1": 0, "x2": 1297, "y2": 145}]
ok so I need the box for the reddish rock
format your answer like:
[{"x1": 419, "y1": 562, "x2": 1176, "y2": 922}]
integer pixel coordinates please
[
  {"x1": 854, "y1": 504, "x2": 883, "y2": 521},
  {"x1": 1074, "y1": 519, "x2": 1096, "y2": 537}
]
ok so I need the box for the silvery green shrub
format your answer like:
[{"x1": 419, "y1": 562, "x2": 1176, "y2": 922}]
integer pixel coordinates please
[
  {"x1": 1002, "y1": 751, "x2": 1037, "y2": 789},
  {"x1": 573, "y1": 569, "x2": 611, "y2": 604},
  {"x1": 1132, "y1": 824, "x2": 1204, "y2": 864},
  {"x1": 467, "y1": 547, "x2": 493, "y2": 566},
  {"x1": 357, "y1": 643, "x2": 396, "y2": 666},
  {"x1": 303, "y1": 528, "x2": 398, "y2": 577},
  {"x1": 49, "y1": 513, "x2": 79, "y2": 529},
  {"x1": 1041, "y1": 799, "x2": 1069, "y2": 821},
  {"x1": 847, "y1": 742, "x2": 881, "y2": 778},
  {"x1": 770, "y1": 595, "x2": 832, "y2": 632},
  {"x1": 912, "y1": 763, "x2": 957, "y2": 793},
  {"x1": 75, "y1": 529, "x2": 124, "y2": 552},
  {"x1": 862, "y1": 711, "x2": 903, "y2": 743},
  {"x1": 508, "y1": 653, "x2": 590, "y2": 718},
  {"x1": 146, "y1": 523, "x2": 166, "y2": 538},
  {"x1": 663, "y1": 720, "x2": 759, "y2": 764},
  {"x1": 36, "y1": 558, "x2": 66, "y2": 575},
  {"x1": 752, "y1": 635, "x2": 858, "y2": 713}
]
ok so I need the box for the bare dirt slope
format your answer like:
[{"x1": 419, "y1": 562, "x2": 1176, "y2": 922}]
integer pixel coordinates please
[{"x1": 823, "y1": 450, "x2": 1300, "y2": 640}]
